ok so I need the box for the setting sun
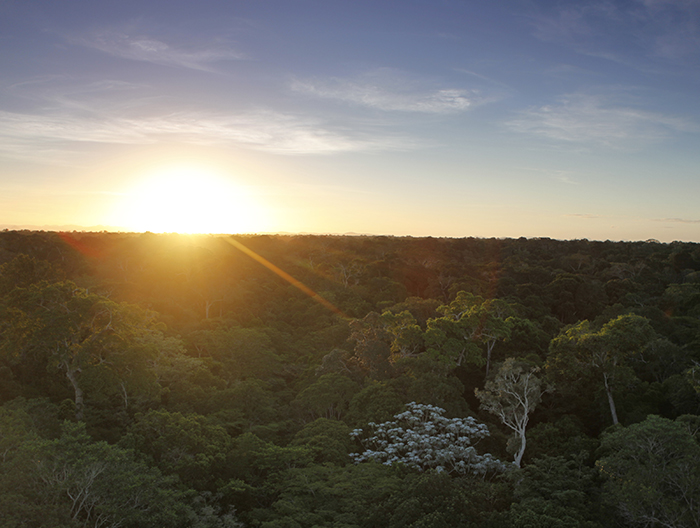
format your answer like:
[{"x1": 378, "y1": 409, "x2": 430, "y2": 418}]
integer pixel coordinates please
[{"x1": 116, "y1": 166, "x2": 267, "y2": 234}]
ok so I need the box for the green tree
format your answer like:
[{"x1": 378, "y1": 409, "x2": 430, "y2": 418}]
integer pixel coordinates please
[
  {"x1": 548, "y1": 315, "x2": 657, "y2": 425},
  {"x1": 348, "y1": 311, "x2": 395, "y2": 379},
  {"x1": 0, "y1": 281, "x2": 163, "y2": 421},
  {"x1": 425, "y1": 292, "x2": 514, "y2": 375},
  {"x1": 1, "y1": 420, "x2": 188, "y2": 528},
  {"x1": 0, "y1": 254, "x2": 62, "y2": 296},
  {"x1": 257, "y1": 462, "x2": 401, "y2": 528},
  {"x1": 347, "y1": 381, "x2": 405, "y2": 426},
  {"x1": 189, "y1": 327, "x2": 281, "y2": 382},
  {"x1": 597, "y1": 415, "x2": 700, "y2": 528},
  {"x1": 506, "y1": 455, "x2": 607, "y2": 528},
  {"x1": 119, "y1": 409, "x2": 232, "y2": 491},
  {"x1": 292, "y1": 373, "x2": 360, "y2": 422},
  {"x1": 366, "y1": 470, "x2": 506, "y2": 528},
  {"x1": 380, "y1": 309, "x2": 424, "y2": 361},
  {"x1": 290, "y1": 418, "x2": 353, "y2": 466}
]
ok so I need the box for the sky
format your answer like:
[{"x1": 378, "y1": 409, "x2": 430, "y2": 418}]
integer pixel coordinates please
[{"x1": 1, "y1": 0, "x2": 700, "y2": 241}]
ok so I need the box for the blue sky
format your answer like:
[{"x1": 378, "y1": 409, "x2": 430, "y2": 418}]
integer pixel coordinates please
[{"x1": 1, "y1": 0, "x2": 699, "y2": 240}]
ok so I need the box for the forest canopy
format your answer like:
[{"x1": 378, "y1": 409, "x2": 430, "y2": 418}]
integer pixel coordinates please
[{"x1": 1, "y1": 230, "x2": 699, "y2": 528}]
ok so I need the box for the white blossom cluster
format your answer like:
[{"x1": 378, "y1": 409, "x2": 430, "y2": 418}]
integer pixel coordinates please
[{"x1": 350, "y1": 402, "x2": 506, "y2": 476}]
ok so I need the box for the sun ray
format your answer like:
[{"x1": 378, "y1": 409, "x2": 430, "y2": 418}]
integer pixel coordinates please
[{"x1": 226, "y1": 237, "x2": 347, "y2": 318}]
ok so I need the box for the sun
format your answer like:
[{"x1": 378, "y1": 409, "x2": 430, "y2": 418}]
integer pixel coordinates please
[{"x1": 117, "y1": 166, "x2": 266, "y2": 234}]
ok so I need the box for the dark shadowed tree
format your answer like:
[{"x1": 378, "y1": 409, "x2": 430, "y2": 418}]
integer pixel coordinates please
[
  {"x1": 597, "y1": 415, "x2": 700, "y2": 528},
  {"x1": 548, "y1": 315, "x2": 657, "y2": 425}
]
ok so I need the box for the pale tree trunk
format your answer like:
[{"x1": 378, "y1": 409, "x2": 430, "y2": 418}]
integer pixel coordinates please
[
  {"x1": 120, "y1": 380, "x2": 129, "y2": 410},
  {"x1": 603, "y1": 372, "x2": 619, "y2": 425},
  {"x1": 513, "y1": 432, "x2": 526, "y2": 468},
  {"x1": 64, "y1": 362, "x2": 84, "y2": 421},
  {"x1": 205, "y1": 298, "x2": 223, "y2": 319},
  {"x1": 485, "y1": 340, "x2": 496, "y2": 377}
]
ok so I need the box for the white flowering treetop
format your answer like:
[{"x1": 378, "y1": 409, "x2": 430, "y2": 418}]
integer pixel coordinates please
[{"x1": 350, "y1": 402, "x2": 506, "y2": 476}]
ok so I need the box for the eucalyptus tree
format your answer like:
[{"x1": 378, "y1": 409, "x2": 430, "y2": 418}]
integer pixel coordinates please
[{"x1": 475, "y1": 358, "x2": 549, "y2": 467}]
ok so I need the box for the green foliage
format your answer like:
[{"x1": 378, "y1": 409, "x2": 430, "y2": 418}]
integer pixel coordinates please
[
  {"x1": 347, "y1": 381, "x2": 405, "y2": 426},
  {"x1": 292, "y1": 373, "x2": 360, "y2": 421},
  {"x1": 0, "y1": 419, "x2": 189, "y2": 528},
  {"x1": 388, "y1": 356, "x2": 470, "y2": 416},
  {"x1": 348, "y1": 311, "x2": 395, "y2": 379},
  {"x1": 425, "y1": 292, "x2": 514, "y2": 373},
  {"x1": 380, "y1": 309, "x2": 424, "y2": 360},
  {"x1": 290, "y1": 418, "x2": 353, "y2": 466},
  {"x1": 0, "y1": 254, "x2": 63, "y2": 296},
  {"x1": 548, "y1": 314, "x2": 658, "y2": 427},
  {"x1": 505, "y1": 455, "x2": 607, "y2": 528},
  {"x1": 597, "y1": 415, "x2": 700, "y2": 528},
  {"x1": 0, "y1": 281, "x2": 166, "y2": 422},
  {"x1": 119, "y1": 409, "x2": 232, "y2": 490},
  {"x1": 255, "y1": 462, "x2": 401, "y2": 528},
  {"x1": 189, "y1": 327, "x2": 282, "y2": 381},
  {"x1": 526, "y1": 415, "x2": 598, "y2": 462},
  {"x1": 204, "y1": 379, "x2": 282, "y2": 437},
  {"x1": 3, "y1": 233, "x2": 700, "y2": 527},
  {"x1": 366, "y1": 471, "x2": 507, "y2": 528}
]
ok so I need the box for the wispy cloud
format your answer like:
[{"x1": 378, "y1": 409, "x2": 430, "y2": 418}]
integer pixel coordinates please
[
  {"x1": 3, "y1": 76, "x2": 157, "y2": 119},
  {"x1": 507, "y1": 92, "x2": 696, "y2": 148},
  {"x1": 453, "y1": 68, "x2": 513, "y2": 91},
  {"x1": 0, "y1": 108, "x2": 415, "y2": 160},
  {"x1": 518, "y1": 167, "x2": 580, "y2": 185},
  {"x1": 565, "y1": 213, "x2": 601, "y2": 219},
  {"x1": 553, "y1": 172, "x2": 579, "y2": 185},
  {"x1": 654, "y1": 217, "x2": 700, "y2": 224},
  {"x1": 76, "y1": 30, "x2": 246, "y2": 71},
  {"x1": 291, "y1": 68, "x2": 479, "y2": 113},
  {"x1": 0, "y1": 73, "x2": 420, "y2": 162},
  {"x1": 528, "y1": 1, "x2": 700, "y2": 67}
]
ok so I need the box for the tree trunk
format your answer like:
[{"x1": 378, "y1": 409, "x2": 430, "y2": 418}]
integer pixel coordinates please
[
  {"x1": 485, "y1": 340, "x2": 496, "y2": 377},
  {"x1": 65, "y1": 362, "x2": 84, "y2": 421},
  {"x1": 603, "y1": 372, "x2": 619, "y2": 425},
  {"x1": 513, "y1": 432, "x2": 526, "y2": 468}
]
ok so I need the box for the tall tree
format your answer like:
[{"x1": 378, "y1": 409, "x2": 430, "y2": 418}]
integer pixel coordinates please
[
  {"x1": 548, "y1": 315, "x2": 657, "y2": 426},
  {"x1": 1, "y1": 419, "x2": 189, "y2": 528},
  {"x1": 425, "y1": 291, "x2": 514, "y2": 374},
  {"x1": 0, "y1": 281, "x2": 162, "y2": 420},
  {"x1": 476, "y1": 358, "x2": 549, "y2": 467}
]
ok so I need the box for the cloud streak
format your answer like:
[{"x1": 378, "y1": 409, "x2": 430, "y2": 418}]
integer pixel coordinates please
[
  {"x1": 76, "y1": 30, "x2": 246, "y2": 71},
  {"x1": 0, "y1": 108, "x2": 416, "y2": 159},
  {"x1": 508, "y1": 93, "x2": 695, "y2": 148},
  {"x1": 565, "y1": 214, "x2": 601, "y2": 219},
  {"x1": 291, "y1": 69, "x2": 478, "y2": 113},
  {"x1": 654, "y1": 217, "x2": 700, "y2": 224},
  {"x1": 0, "y1": 73, "x2": 421, "y2": 162}
]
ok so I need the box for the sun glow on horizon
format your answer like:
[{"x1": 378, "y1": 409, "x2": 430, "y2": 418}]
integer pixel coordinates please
[{"x1": 115, "y1": 166, "x2": 269, "y2": 234}]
